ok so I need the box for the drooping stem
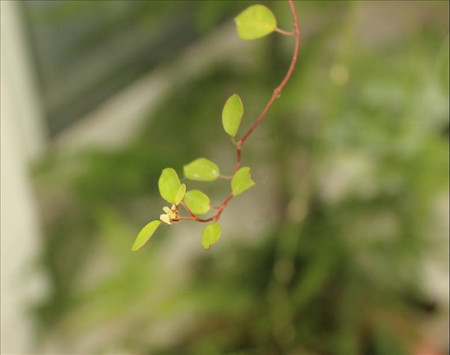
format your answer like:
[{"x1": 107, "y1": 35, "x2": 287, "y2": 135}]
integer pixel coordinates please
[
  {"x1": 179, "y1": 201, "x2": 215, "y2": 222},
  {"x1": 238, "y1": 0, "x2": 301, "y2": 147},
  {"x1": 212, "y1": 193, "x2": 234, "y2": 221},
  {"x1": 181, "y1": 0, "x2": 301, "y2": 224}
]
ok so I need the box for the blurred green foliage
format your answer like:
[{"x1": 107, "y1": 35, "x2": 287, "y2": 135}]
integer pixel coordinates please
[{"x1": 33, "y1": 1, "x2": 448, "y2": 354}]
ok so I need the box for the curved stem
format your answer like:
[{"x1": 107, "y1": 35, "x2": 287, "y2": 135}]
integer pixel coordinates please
[
  {"x1": 173, "y1": 216, "x2": 195, "y2": 221},
  {"x1": 239, "y1": 0, "x2": 300, "y2": 147},
  {"x1": 212, "y1": 193, "x2": 233, "y2": 222},
  {"x1": 183, "y1": 0, "x2": 301, "y2": 225},
  {"x1": 180, "y1": 201, "x2": 198, "y2": 219}
]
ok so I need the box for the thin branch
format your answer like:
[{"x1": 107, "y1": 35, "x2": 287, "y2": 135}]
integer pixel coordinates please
[
  {"x1": 180, "y1": 200, "x2": 217, "y2": 223},
  {"x1": 234, "y1": 146, "x2": 242, "y2": 173},
  {"x1": 183, "y1": 0, "x2": 301, "y2": 224},
  {"x1": 212, "y1": 193, "x2": 233, "y2": 222},
  {"x1": 180, "y1": 201, "x2": 198, "y2": 219},
  {"x1": 239, "y1": 0, "x2": 300, "y2": 147},
  {"x1": 173, "y1": 216, "x2": 195, "y2": 222}
]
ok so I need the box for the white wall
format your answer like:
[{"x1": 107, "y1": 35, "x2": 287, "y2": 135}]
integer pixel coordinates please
[{"x1": 1, "y1": 1, "x2": 47, "y2": 353}]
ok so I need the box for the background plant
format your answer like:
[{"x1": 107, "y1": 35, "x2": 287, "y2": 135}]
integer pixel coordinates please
[{"x1": 32, "y1": 1, "x2": 448, "y2": 354}]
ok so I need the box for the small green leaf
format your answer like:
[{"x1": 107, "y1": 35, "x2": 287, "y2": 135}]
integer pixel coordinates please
[
  {"x1": 231, "y1": 167, "x2": 256, "y2": 196},
  {"x1": 234, "y1": 4, "x2": 277, "y2": 40},
  {"x1": 131, "y1": 220, "x2": 161, "y2": 252},
  {"x1": 183, "y1": 158, "x2": 220, "y2": 181},
  {"x1": 222, "y1": 94, "x2": 244, "y2": 137},
  {"x1": 158, "y1": 168, "x2": 181, "y2": 204},
  {"x1": 174, "y1": 183, "x2": 186, "y2": 205},
  {"x1": 184, "y1": 190, "x2": 211, "y2": 215},
  {"x1": 201, "y1": 223, "x2": 221, "y2": 250}
]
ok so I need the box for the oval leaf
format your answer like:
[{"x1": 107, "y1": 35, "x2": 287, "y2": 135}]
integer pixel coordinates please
[
  {"x1": 131, "y1": 220, "x2": 161, "y2": 252},
  {"x1": 234, "y1": 4, "x2": 277, "y2": 40},
  {"x1": 184, "y1": 190, "x2": 211, "y2": 215},
  {"x1": 231, "y1": 167, "x2": 256, "y2": 196},
  {"x1": 222, "y1": 94, "x2": 244, "y2": 137},
  {"x1": 174, "y1": 183, "x2": 186, "y2": 205},
  {"x1": 183, "y1": 158, "x2": 220, "y2": 181},
  {"x1": 158, "y1": 168, "x2": 181, "y2": 204},
  {"x1": 201, "y1": 223, "x2": 221, "y2": 250}
]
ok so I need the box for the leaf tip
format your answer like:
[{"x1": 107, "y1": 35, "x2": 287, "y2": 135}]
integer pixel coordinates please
[
  {"x1": 131, "y1": 220, "x2": 162, "y2": 252},
  {"x1": 201, "y1": 222, "x2": 221, "y2": 250}
]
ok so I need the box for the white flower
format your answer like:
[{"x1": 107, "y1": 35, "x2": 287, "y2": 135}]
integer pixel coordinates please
[{"x1": 160, "y1": 205, "x2": 179, "y2": 225}]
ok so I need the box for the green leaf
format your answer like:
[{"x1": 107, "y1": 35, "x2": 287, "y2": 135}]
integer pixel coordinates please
[
  {"x1": 131, "y1": 220, "x2": 161, "y2": 252},
  {"x1": 158, "y1": 168, "x2": 181, "y2": 204},
  {"x1": 174, "y1": 183, "x2": 186, "y2": 205},
  {"x1": 201, "y1": 223, "x2": 221, "y2": 250},
  {"x1": 234, "y1": 4, "x2": 277, "y2": 40},
  {"x1": 222, "y1": 94, "x2": 244, "y2": 137},
  {"x1": 231, "y1": 167, "x2": 256, "y2": 196},
  {"x1": 184, "y1": 190, "x2": 211, "y2": 215},
  {"x1": 183, "y1": 158, "x2": 220, "y2": 181}
]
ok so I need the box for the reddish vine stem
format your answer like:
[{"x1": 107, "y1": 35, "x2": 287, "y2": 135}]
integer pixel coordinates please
[
  {"x1": 178, "y1": 0, "x2": 300, "y2": 224},
  {"x1": 234, "y1": 147, "x2": 242, "y2": 173},
  {"x1": 179, "y1": 201, "x2": 214, "y2": 222},
  {"x1": 238, "y1": 0, "x2": 301, "y2": 147}
]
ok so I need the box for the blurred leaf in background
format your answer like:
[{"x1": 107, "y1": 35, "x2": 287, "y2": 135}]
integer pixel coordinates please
[{"x1": 32, "y1": 1, "x2": 448, "y2": 354}]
